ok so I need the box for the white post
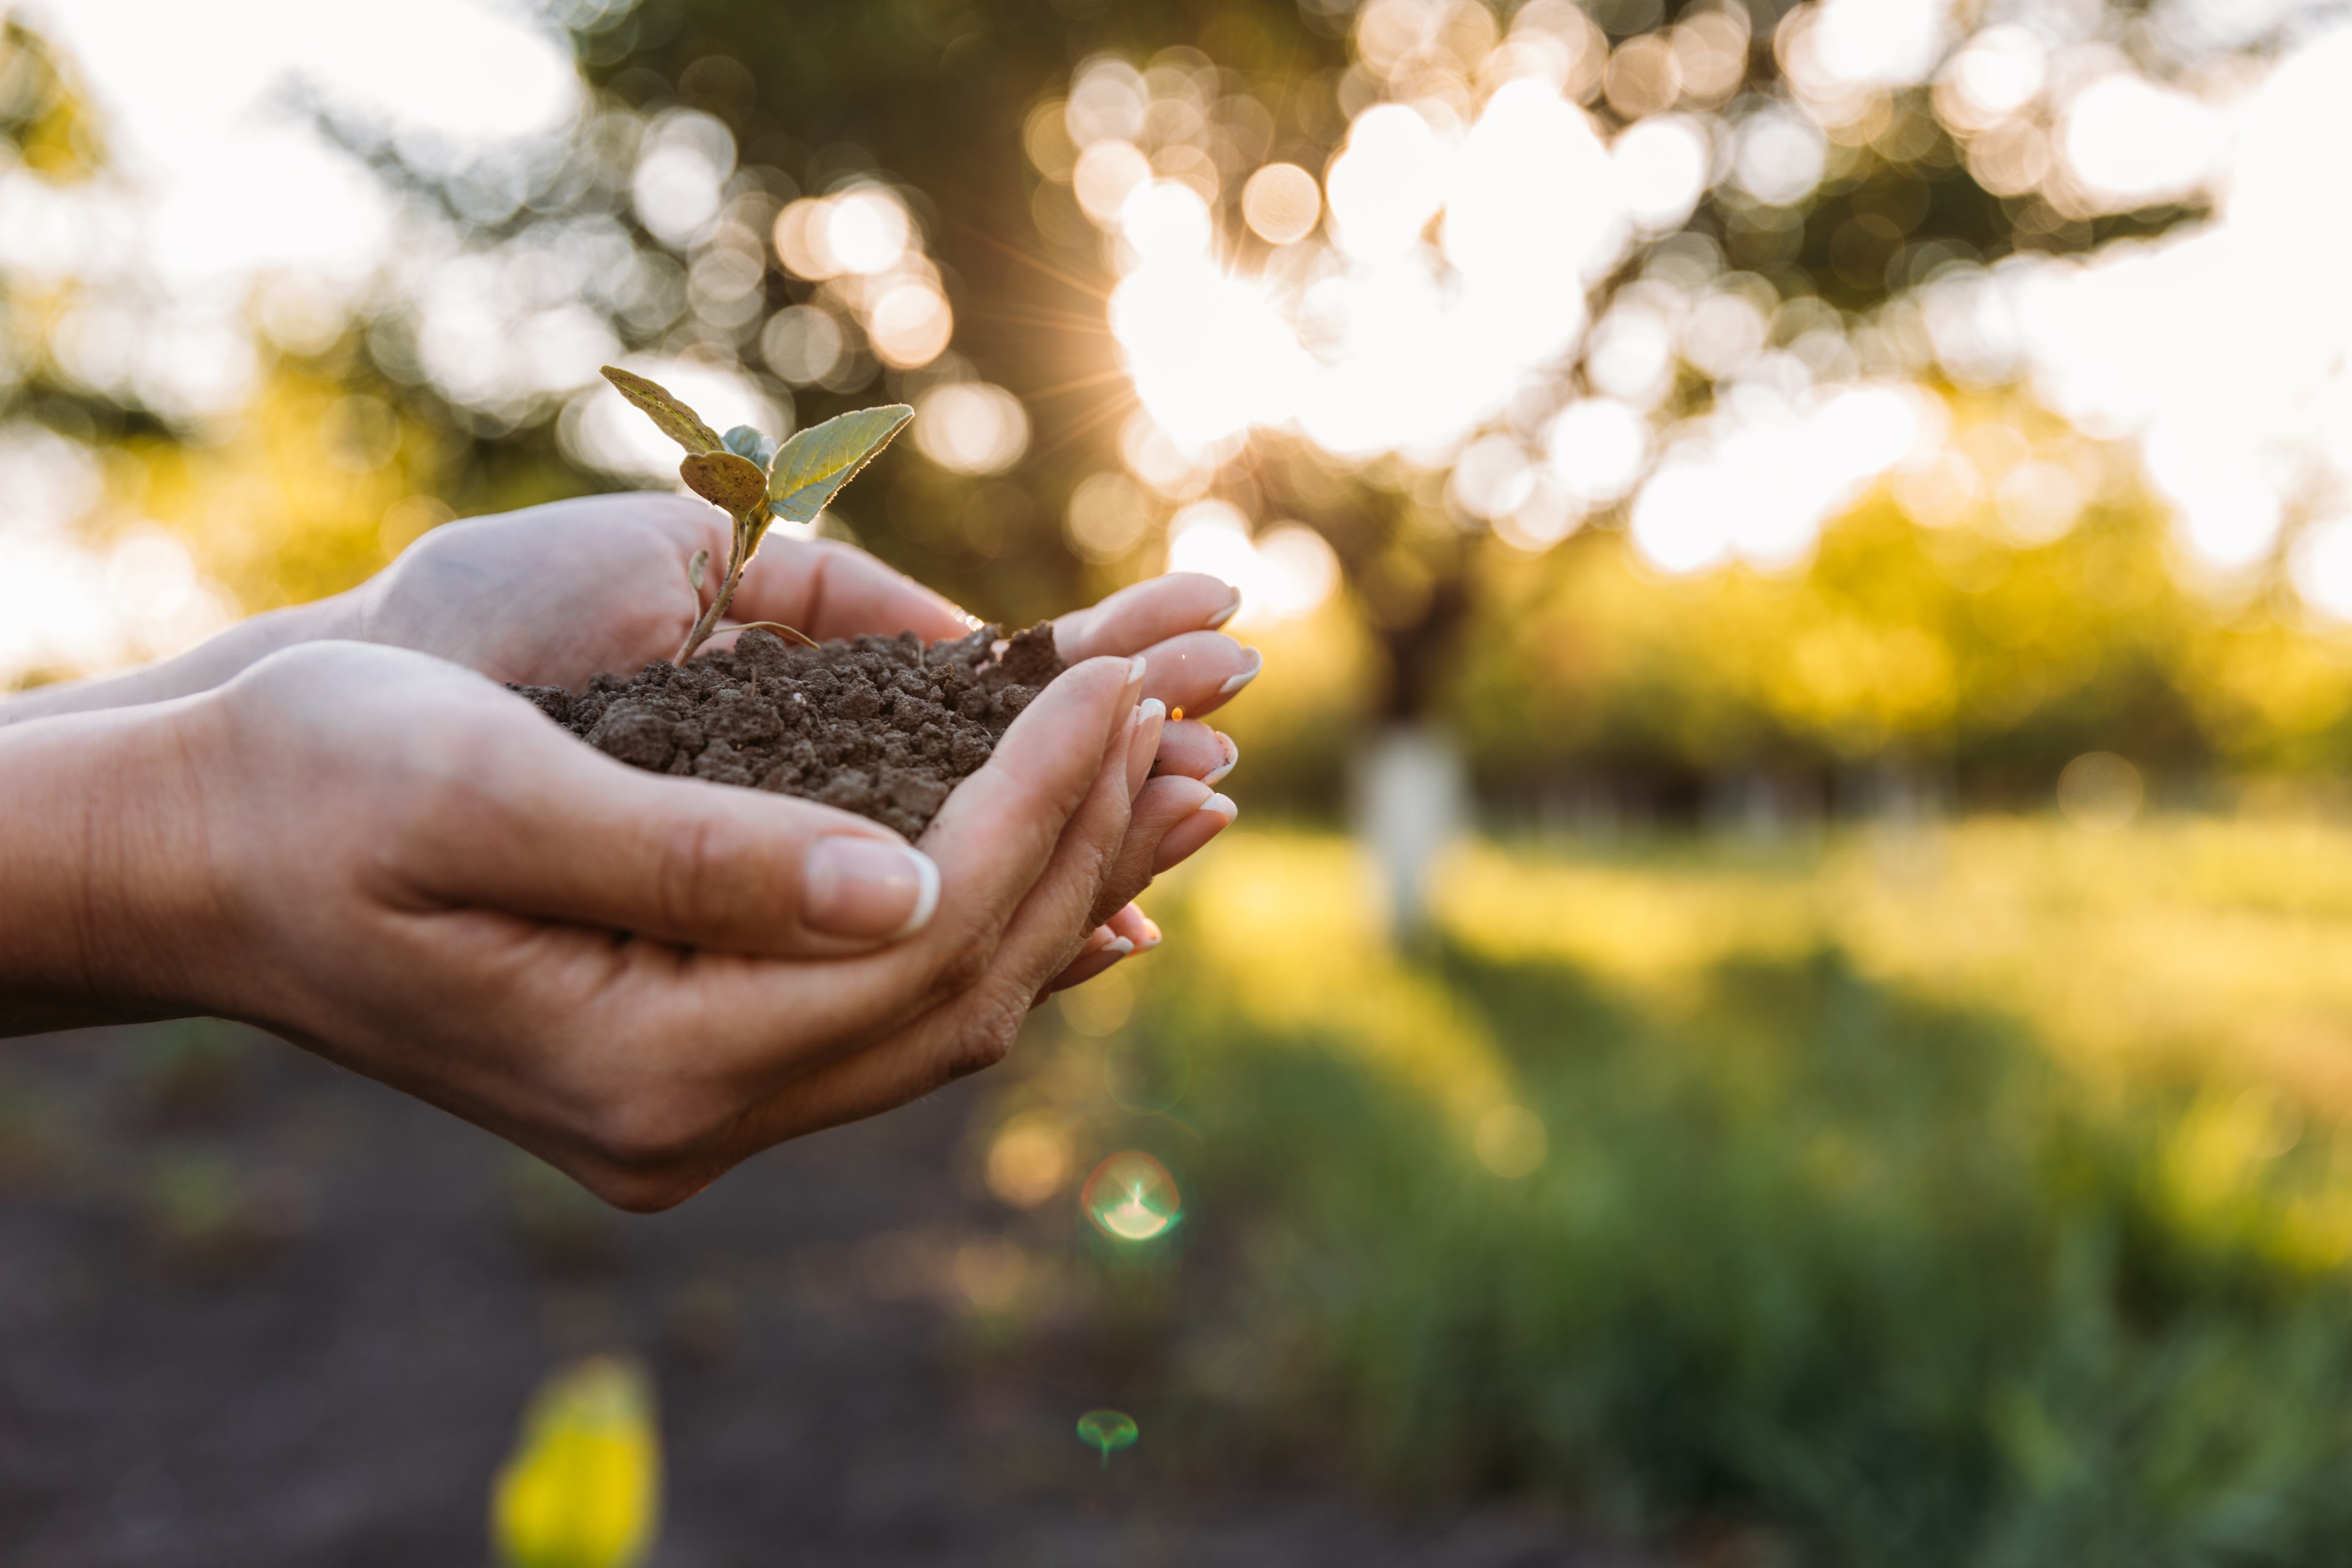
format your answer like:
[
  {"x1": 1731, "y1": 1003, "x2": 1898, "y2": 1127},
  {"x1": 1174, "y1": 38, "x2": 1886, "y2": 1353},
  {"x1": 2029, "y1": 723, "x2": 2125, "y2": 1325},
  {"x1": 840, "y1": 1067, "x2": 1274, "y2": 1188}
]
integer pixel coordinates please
[{"x1": 1353, "y1": 725, "x2": 1466, "y2": 942}]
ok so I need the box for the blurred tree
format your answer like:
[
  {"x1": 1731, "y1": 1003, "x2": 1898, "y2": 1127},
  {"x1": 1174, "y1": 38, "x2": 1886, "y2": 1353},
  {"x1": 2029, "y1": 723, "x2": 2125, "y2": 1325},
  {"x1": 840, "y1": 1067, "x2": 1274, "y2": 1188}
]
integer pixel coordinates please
[
  {"x1": 509, "y1": 0, "x2": 2218, "y2": 707},
  {"x1": 15, "y1": 0, "x2": 2348, "y2": 819}
]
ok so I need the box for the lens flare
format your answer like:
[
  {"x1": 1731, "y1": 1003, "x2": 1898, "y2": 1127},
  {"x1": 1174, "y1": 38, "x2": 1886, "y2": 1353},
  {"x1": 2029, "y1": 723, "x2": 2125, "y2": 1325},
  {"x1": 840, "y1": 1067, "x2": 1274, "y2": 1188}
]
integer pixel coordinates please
[
  {"x1": 1080, "y1": 1152, "x2": 1182, "y2": 1242},
  {"x1": 1074, "y1": 1408, "x2": 1139, "y2": 1468}
]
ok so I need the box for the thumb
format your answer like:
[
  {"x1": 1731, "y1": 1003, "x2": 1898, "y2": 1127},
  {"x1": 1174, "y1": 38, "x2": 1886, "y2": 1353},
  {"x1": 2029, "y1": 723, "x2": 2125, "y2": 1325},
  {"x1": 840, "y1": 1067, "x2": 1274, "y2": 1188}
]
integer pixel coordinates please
[{"x1": 404, "y1": 710, "x2": 940, "y2": 958}]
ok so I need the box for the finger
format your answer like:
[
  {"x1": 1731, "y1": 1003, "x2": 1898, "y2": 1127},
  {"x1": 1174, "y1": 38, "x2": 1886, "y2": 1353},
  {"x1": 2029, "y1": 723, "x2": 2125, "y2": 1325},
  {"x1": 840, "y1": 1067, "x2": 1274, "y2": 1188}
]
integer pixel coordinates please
[
  {"x1": 726, "y1": 537, "x2": 973, "y2": 644},
  {"x1": 720, "y1": 679, "x2": 1147, "y2": 1140},
  {"x1": 1082, "y1": 775, "x2": 1210, "y2": 930},
  {"x1": 1105, "y1": 901, "x2": 1160, "y2": 952},
  {"x1": 741, "y1": 654, "x2": 1147, "y2": 1047},
  {"x1": 1153, "y1": 792, "x2": 1235, "y2": 874},
  {"x1": 1127, "y1": 698, "x2": 1167, "y2": 797},
  {"x1": 1041, "y1": 929, "x2": 1131, "y2": 998},
  {"x1": 612, "y1": 650, "x2": 1147, "y2": 1098},
  {"x1": 1134, "y1": 631, "x2": 1261, "y2": 721},
  {"x1": 1152, "y1": 721, "x2": 1235, "y2": 783},
  {"x1": 1055, "y1": 573, "x2": 1240, "y2": 661},
  {"x1": 1040, "y1": 902, "x2": 1160, "y2": 997},
  {"x1": 408, "y1": 710, "x2": 940, "y2": 959}
]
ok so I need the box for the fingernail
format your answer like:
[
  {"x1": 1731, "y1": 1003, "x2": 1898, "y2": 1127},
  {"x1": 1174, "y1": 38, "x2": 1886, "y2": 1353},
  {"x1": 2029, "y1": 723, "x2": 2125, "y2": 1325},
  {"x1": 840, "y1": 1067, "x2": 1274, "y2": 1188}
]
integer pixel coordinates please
[
  {"x1": 803, "y1": 838, "x2": 940, "y2": 941},
  {"x1": 1205, "y1": 590, "x2": 1242, "y2": 630},
  {"x1": 1102, "y1": 935, "x2": 1136, "y2": 958},
  {"x1": 1128, "y1": 697, "x2": 1167, "y2": 794},
  {"x1": 1125, "y1": 655, "x2": 1148, "y2": 696},
  {"x1": 1202, "y1": 732, "x2": 1238, "y2": 787},
  {"x1": 1200, "y1": 792, "x2": 1238, "y2": 825},
  {"x1": 1137, "y1": 916, "x2": 1164, "y2": 950},
  {"x1": 1217, "y1": 647, "x2": 1262, "y2": 698}
]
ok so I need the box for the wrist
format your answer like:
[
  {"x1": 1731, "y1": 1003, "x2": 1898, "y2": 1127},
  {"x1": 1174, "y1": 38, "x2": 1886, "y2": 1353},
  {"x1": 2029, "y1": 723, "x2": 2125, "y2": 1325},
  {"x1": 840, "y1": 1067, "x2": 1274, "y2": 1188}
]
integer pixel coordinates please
[
  {"x1": 0, "y1": 592, "x2": 356, "y2": 728},
  {"x1": 0, "y1": 696, "x2": 228, "y2": 1035}
]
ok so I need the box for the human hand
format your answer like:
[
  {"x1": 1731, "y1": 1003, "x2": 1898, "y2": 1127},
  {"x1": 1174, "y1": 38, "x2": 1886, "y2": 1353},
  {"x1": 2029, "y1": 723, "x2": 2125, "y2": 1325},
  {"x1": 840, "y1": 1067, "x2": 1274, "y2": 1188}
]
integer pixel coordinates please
[
  {"x1": 350, "y1": 494, "x2": 1254, "y2": 977},
  {"x1": 0, "y1": 492, "x2": 1260, "y2": 985},
  {"x1": 352, "y1": 490, "x2": 1254, "y2": 762},
  {"x1": 1, "y1": 638, "x2": 1181, "y2": 1207}
]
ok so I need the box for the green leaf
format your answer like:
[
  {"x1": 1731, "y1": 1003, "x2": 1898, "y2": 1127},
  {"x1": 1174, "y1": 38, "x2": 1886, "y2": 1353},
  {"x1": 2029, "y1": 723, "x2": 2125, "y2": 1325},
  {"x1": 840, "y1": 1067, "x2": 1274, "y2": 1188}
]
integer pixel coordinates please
[
  {"x1": 720, "y1": 425, "x2": 776, "y2": 467},
  {"x1": 678, "y1": 450, "x2": 769, "y2": 514},
  {"x1": 600, "y1": 366, "x2": 723, "y2": 456},
  {"x1": 767, "y1": 404, "x2": 915, "y2": 524}
]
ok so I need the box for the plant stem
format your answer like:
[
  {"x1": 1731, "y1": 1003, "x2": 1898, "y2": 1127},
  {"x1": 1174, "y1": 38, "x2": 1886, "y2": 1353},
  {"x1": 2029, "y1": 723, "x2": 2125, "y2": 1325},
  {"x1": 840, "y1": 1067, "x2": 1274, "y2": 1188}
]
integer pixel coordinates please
[
  {"x1": 676, "y1": 513, "x2": 754, "y2": 664},
  {"x1": 676, "y1": 554, "x2": 747, "y2": 664}
]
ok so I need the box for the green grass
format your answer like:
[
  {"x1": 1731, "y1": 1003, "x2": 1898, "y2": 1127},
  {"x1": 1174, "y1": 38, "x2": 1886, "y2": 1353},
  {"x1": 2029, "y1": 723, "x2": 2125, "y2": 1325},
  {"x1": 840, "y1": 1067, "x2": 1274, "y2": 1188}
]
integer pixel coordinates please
[{"x1": 999, "y1": 823, "x2": 2352, "y2": 1564}]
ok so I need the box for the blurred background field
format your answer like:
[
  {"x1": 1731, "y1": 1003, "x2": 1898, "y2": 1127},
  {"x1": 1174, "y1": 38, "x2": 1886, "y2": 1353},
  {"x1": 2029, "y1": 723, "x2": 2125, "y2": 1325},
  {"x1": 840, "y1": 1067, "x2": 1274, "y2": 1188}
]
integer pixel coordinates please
[{"x1": 12, "y1": 0, "x2": 2352, "y2": 1558}]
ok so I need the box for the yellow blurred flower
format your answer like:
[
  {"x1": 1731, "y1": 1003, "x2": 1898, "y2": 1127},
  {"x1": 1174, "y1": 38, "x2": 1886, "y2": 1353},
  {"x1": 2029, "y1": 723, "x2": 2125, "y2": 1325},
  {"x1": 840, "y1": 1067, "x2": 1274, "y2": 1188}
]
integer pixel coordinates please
[{"x1": 491, "y1": 1355, "x2": 662, "y2": 1568}]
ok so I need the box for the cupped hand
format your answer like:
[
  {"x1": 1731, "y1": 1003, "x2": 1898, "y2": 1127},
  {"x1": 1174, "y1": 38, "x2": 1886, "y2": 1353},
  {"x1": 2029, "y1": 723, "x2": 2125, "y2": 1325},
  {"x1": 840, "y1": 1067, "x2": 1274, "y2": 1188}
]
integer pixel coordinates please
[
  {"x1": 153, "y1": 638, "x2": 1185, "y2": 1208},
  {"x1": 0, "y1": 491, "x2": 1261, "y2": 1000},
  {"x1": 352, "y1": 494, "x2": 1253, "y2": 979}
]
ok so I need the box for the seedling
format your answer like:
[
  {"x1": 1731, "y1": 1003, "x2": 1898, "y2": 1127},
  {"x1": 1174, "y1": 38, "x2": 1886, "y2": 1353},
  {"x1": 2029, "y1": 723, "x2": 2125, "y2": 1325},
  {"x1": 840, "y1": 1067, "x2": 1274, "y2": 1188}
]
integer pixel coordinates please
[{"x1": 599, "y1": 366, "x2": 913, "y2": 664}]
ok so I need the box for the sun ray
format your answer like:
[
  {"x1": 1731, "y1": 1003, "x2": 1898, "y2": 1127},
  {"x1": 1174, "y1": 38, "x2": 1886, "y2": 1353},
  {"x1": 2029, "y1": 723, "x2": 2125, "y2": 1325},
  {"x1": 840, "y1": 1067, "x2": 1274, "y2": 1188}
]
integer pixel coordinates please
[
  {"x1": 1028, "y1": 387, "x2": 1140, "y2": 466},
  {"x1": 951, "y1": 218, "x2": 1115, "y2": 305},
  {"x1": 1018, "y1": 366, "x2": 1138, "y2": 403}
]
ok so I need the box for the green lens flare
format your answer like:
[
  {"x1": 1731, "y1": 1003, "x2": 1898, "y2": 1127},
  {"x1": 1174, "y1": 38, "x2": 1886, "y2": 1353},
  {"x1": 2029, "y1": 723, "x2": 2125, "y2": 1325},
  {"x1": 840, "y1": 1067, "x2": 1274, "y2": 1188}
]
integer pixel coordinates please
[
  {"x1": 1080, "y1": 1152, "x2": 1182, "y2": 1242},
  {"x1": 1075, "y1": 1408, "x2": 1139, "y2": 1468}
]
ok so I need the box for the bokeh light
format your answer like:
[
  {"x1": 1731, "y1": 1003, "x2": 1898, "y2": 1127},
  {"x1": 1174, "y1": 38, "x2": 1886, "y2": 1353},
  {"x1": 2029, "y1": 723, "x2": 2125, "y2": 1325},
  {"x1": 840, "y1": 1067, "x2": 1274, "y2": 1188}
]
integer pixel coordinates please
[
  {"x1": 562, "y1": 358, "x2": 784, "y2": 484},
  {"x1": 1080, "y1": 1152, "x2": 1182, "y2": 1242},
  {"x1": 1027, "y1": 0, "x2": 2352, "y2": 642},
  {"x1": 1473, "y1": 1103, "x2": 1548, "y2": 1178},
  {"x1": 1240, "y1": 162, "x2": 1321, "y2": 244},
  {"x1": 984, "y1": 1115, "x2": 1074, "y2": 1210},
  {"x1": 1163, "y1": 501, "x2": 1339, "y2": 628},
  {"x1": 1074, "y1": 1408, "x2": 1139, "y2": 1467},
  {"x1": 1057, "y1": 965, "x2": 1135, "y2": 1037},
  {"x1": 1065, "y1": 472, "x2": 1157, "y2": 563},
  {"x1": 913, "y1": 382, "x2": 1030, "y2": 476},
  {"x1": 2057, "y1": 752, "x2": 2145, "y2": 832}
]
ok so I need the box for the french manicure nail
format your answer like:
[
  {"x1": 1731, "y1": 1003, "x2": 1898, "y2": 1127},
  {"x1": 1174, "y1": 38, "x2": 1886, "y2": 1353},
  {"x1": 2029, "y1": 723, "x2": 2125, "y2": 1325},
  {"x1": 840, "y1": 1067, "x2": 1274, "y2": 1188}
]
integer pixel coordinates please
[
  {"x1": 1128, "y1": 697, "x2": 1166, "y2": 793},
  {"x1": 1123, "y1": 654, "x2": 1148, "y2": 703},
  {"x1": 1205, "y1": 591, "x2": 1242, "y2": 630},
  {"x1": 1217, "y1": 648, "x2": 1263, "y2": 698},
  {"x1": 1102, "y1": 936, "x2": 1136, "y2": 958},
  {"x1": 1202, "y1": 732, "x2": 1238, "y2": 786},
  {"x1": 804, "y1": 838, "x2": 940, "y2": 941},
  {"x1": 1201, "y1": 792, "x2": 1238, "y2": 825},
  {"x1": 1137, "y1": 916, "x2": 1164, "y2": 949}
]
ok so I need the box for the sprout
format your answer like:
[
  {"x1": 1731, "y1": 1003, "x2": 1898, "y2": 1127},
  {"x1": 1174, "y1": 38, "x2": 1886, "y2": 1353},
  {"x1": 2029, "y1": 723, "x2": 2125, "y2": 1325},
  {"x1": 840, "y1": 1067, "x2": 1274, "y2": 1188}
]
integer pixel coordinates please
[{"x1": 599, "y1": 366, "x2": 913, "y2": 663}]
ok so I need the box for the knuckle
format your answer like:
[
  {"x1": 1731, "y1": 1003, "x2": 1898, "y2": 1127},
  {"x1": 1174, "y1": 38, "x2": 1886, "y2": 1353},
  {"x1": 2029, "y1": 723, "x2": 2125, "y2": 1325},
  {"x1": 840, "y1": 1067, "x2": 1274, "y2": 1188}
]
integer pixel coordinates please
[
  {"x1": 929, "y1": 929, "x2": 995, "y2": 998},
  {"x1": 650, "y1": 811, "x2": 764, "y2": 936},
  {"x1": 941, "y1": 991, "x2": 1026, "y2": 1082},
  {"x1": 578, "y1": 1165, "x2": 709, "y2": 1215},
  {"x1": 581, "y1": 1088, "x2": 717, "y2": 1175}
]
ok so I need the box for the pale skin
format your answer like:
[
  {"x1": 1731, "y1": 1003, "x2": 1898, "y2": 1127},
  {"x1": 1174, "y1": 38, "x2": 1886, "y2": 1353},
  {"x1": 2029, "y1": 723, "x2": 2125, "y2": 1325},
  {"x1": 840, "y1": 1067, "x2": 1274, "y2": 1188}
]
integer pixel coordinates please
[{"x1": 0, "y1": 495, "x2": 1260, "y2": 1211}]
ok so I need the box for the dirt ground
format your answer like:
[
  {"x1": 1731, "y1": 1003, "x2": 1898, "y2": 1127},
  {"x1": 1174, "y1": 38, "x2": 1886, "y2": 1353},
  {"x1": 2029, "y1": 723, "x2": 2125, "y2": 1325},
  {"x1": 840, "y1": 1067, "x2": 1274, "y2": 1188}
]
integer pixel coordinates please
[{"x1": 0, "y1": 1019, "x2": 1630, "y2": 1567}]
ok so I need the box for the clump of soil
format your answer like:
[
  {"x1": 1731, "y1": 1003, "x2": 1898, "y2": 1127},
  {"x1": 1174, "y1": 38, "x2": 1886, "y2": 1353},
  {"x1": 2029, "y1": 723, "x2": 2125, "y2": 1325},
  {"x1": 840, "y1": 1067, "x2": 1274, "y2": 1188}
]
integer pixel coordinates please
[{"x1": 514, "y1": 622, "x2": 1065, "y2": 838}]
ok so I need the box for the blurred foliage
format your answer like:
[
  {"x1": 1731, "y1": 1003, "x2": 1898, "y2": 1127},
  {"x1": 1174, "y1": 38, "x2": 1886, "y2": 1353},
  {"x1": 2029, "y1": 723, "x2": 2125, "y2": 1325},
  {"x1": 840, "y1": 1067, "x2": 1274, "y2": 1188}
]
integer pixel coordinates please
[
  {"x1": 984, "y1": 825, "x2": 2352, "y2": 1560},
  {"x1": 492, "y1": 1354, "x2": 663, "y2": 1568},
  {"x1": 506, "y1": 1151, "x2": 622, "y2": 1272},
  {"x1": 10, "y1": 0, "x2": 2352, "y2": 803}
]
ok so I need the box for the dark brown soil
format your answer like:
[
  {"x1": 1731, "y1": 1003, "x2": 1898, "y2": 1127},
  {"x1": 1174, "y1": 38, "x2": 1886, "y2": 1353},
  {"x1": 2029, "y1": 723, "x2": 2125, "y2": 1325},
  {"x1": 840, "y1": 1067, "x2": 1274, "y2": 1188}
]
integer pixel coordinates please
[{"x1": 513, "y1": 623, "x2": 1066, "y2": 839}]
